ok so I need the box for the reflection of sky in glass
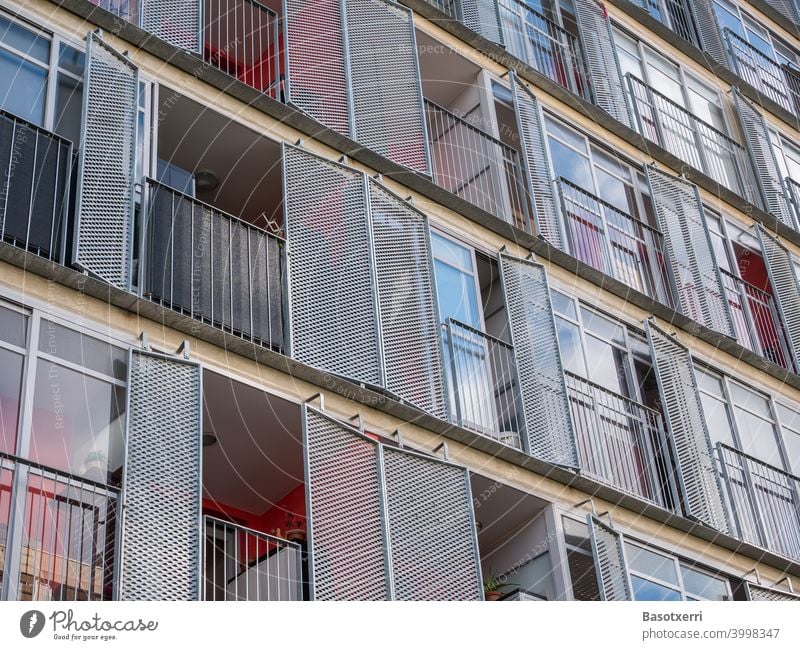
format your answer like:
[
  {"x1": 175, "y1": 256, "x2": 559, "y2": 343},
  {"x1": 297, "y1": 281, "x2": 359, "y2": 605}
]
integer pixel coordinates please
[
  {"x1": 549, "y1": 138, "x2": 592, "y2": 189},
  {"x1": 632, "y1": 575, "x2": 681, "y2": 601}
]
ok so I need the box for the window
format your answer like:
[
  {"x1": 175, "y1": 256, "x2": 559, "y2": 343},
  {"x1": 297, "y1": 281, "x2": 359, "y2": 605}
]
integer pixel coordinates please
[
  {"x1": 0, "y1": 305, "x2": 27, "y2": 456},
  {"x1": 771, "y1": 131, "x2": 800, "y2": 187},
  {"x1": 562, "y1": 516, "x2": 600, "y2": 600},
  {"x1": 775, "y1": 402, "x2": 800, "y2": 477},
  {"x1": 0, "y1": 12, "x2": 84, "y2": 143},
  {"x1": 431, "y1": 231, "x2": 482, "y2": 329}
]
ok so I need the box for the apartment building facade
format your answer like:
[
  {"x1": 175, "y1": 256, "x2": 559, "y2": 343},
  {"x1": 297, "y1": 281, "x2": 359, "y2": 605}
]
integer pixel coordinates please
[{"x1": 0, "y1": 0, "x2": 799, "y2": 601}]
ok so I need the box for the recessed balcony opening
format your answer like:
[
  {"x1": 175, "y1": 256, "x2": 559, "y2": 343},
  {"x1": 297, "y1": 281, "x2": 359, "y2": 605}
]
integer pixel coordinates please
[
  {"x1": 202, "y1": 370, "x2": 306, "y2": 601},
  {"x1": 470, "y1": 473, "x2": 553, "y2": 601}
]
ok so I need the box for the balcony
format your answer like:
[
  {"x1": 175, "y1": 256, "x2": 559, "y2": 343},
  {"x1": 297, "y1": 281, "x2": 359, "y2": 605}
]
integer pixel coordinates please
[
  {"x1": 138, "y1": 179, "x2": 285, "y2": 351},
  {"x1": 720, "y1": 268, "x2": 795, "y2": 372},
  {"x1": 425, "y1": 99, "x2": 531, "y2": 230},
  {"x1": 717, "y1": 443, "x2": 800, "y2": 562},
  {"x1": 498, "y1": 0, "x2": 591, "y2": 101},
  {"x1": 625, "y1": 74, "x2": 758, "y2": 206},
  {"x1": 565, "y1": 371, "x2": 675, "y2": 509},
  {"x1": 442, "y1": 318, "x2": 526, "y2": 450},
  {"x1": 555, "y1": 178, "x2": 673, "y2": 306},
  {"x1": 0, "y1": 110, "x2": 74, "y2": 264},
  {"x1": 724, "y1": 29, "x2": 794, "y2": 114},
  {"x1": 203, "y1": 516, "x2": 303, "y2": 601},
  {"x1": 630, "y1": 0, "x2": 701, "y2": 49}
]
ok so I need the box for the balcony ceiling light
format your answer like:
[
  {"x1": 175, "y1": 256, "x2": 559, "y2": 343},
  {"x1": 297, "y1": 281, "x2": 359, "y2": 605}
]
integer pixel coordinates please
[{"x1": 194, "y1": 169, "x2": 219, "y2": 192}]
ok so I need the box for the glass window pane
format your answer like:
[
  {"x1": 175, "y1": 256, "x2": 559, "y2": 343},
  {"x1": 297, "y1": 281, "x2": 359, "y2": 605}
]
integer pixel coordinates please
[
  {"x1": 432, "y1": 232, "x2": 473, "y2": 272},
  {"x1": 551, "y1": 290, "x2": 577, "y2": 320},
  {"x1": 584, "y1": 335, "x2": 627, "y2": 394},
  {"x1": 567, "y1": 549, "x2": 600, "y2": 600},
  {"x1": 0, "y1": 465, "x2": 12, "y2": 595},
  {"x1": 781, "y1": 427, "x2": 800, "y2": 476},
  {"x1": 545, "y1": 116, "x2": 588, "y2": 152},
  {"x1": 0, "y1": 16, "x2": 50, "y2": 62},
  {"x1": 680, "y1": 565, "x2": 729, "y2": 600},
  {"x1": 631, "y1": 575, "x2": 682, "y2": 601},
  {"x1": 776, "y1": 403, "x2": 800, "y2": 432},
  {"x1": 700, "y1": 392, "x2": 736, "y2": 448},
  {"x1": 728, "y1": 382, "x2": 771, "y2": 416},
  {"x1": 695, "y1": 368, "x2": 724, "y2": 397},
  {"x1": 580, "y1": 308, "x2": 626, "y2": 345},
  {"x1": 562, "y1": 516, "x2": 592, "y2": 552},
  {"x1": 548, "y1": 137, "x2": 593, "y2": 190},
  {"x1": 38, "y1": 321, "x2": 127, "y2": 380},
  {"x1": 0, "y1": 347, "x2": 24, "y2": 456},
  {"x1": 28, "y1": 360, "x2": 126, "y2": 486},
  {"x1": 433, "y1": 259, "x2": 481, "y2": 329},
  {"x1": 0, "y1": 305, "x2": 27, "y2": 347},
  {"x1": 0, "y1": 48, "x2": 47, "y2": 125},
  {"x1": 625, "y1": 542, "x2": 678, "y2": 586},
  {"x1": 58, "y1": 43, "x2": 85, "y2": 77},
  {"x1": 556, "y1": 317, "x2": 586, "y2": 377},
  {"x1": 733, "y1": 407, "x2": 782, "y2": 466},
  {"x1": 53, "y1": 73, "x2": 82, "y2": 145}
]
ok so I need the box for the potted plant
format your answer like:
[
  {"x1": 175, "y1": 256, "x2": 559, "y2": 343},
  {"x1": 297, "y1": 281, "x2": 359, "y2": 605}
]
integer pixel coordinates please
[
  {"x1": 483, "y1": 569, "x2": 517, "y2": 601},
  {"x1": 285, "y1": 513, "x2": 306, "y2": 543}
]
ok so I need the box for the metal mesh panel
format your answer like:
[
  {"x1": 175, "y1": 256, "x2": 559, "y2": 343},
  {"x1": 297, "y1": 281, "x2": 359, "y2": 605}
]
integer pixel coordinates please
[
  {"x1": 732, "y1": 90, "x2": 795, "y2": 228},
  {"x1": 369, "y1": 181, "x2": 447, "y2": 418},
  {"x1": 459, "y1": 0, "x2": 504, "y2": 45},
  {"x1": 572, "y1": 0, "x2": 632, "y2": 128},
  {"x1": 757, "y1": 225, "x2": 800, "y2": 370},
  {"x1": 140, "y1": 0, "x2": 200, "y2": 52},
  {"x1": 345, "y1": 0, "x2": 430, "y2": 174},
  {"x1": 283, "y1": 145, "x2": 381, "y2": 386},
  {"x1": 646, "y1": 166, "x2": 734, "y2": 338},
  {"x1": 587, "y1": 514, "x2": 632, "y2": 601},
  {"x1": 285, "y1": 0, "x2": 351, "y2": 136},
  {"x1": 382, "y1": 447, "x2": 482, "y2": 600},
  {"x1": 646, "y1": 321, "x2": 729, "y2": 532},
  {"x1": 75, "y1": 33, "x2": 137, "y2": 290},
  {"x1": 511, "y1": 74, "x2": 561, "y2": 246},
  {"x1": 767, "y1": 0, "x2": 800, "y2": 23},
  {"x1": 746, "y1": 584, "x2": 800, "y2": 601},
  {"x1": 303, "y1": 406, "x2": 389, "y2": 600},
  {"x1": 119, "y1": 350, "x2": 202, "y2": 600},
  {"x1": 499, "y1": 253, "x2": 578, "y2": 468},
  {"x1": 691, "y1": 0, "x2": 728, "y2": 67}
]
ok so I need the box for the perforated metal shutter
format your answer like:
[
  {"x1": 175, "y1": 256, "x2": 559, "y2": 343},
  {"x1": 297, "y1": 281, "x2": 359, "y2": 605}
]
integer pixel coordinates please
[
  {"x1": 303, "y1": 405, "x2": 390, "y2": 600},
  {"x1": 459, "y1": 0, "x2": 504, "y2": 45},
  {"x1": 587, "y1": 514, "x2": 632, "y2": 601},
  {"x1": 345, "y1": 0, "x2": 430, "y2": 174},
  {"x1": 691, "y1": 0, "x2": 728, "y2": 67},
  {"x1": 645, "y1": 166, "x2": 734, "y2": 338},
  {"x1": 732, "y1": 89, "x2": 796, "y2": 229},
  {"x1": 510, "y1": 74, "x2": 562, "y2": 248},
  {"x1": 746, "y1": 584, "x2": 800, "y2": 601},
  {"x1": 757, "y1": 225, "x2": 800, "y2": 370},
  {"x1": 118, "y1": 349, "x2": 202, "y2": 600},
  {"x1": 646, "y1": 321, "x2": 729, "y2": 532},
  {"x1": 573, "y1": 0, "x2": 632, "y2": 128},
  {"x1": 74, "y1": 32, "x2": 137, "y2": 290},
  {"x1": 140, "y1": 0, "x2": 200, "y2": 52},
  {"x1": 499, "y1": 253, "x2": 578, "y2": 468},
  {"x1": 369, "y1": 181, "x2": 447, "y2": 418},
  {"x1": 284, "y1": 0, "x2": 352, "y2": 136},
  {"x1": 283, "y1": 145, "x2": 382, "y2": 387},
  {"x1": 768, "y1": 0, "x2": 800, "y2": 23},
  {"x1": 382, "y1": 447, "x2": 482, "y2": 600}
]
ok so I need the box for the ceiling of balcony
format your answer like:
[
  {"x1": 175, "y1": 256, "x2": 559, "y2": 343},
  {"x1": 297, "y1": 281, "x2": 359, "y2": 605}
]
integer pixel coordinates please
[{"x1": 417, "y1": 30, "x2": 483, "y2": 109}]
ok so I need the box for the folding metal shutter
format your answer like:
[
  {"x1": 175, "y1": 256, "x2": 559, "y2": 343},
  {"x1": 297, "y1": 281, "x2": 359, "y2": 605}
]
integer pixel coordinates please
[
  {"x1": 646, "y1": 321, "x2": 729, "y2": 532},
  {"x1": 690, "y1": 0, "x2": 728, "y2": 67},
  {"x1": 510, "y1": 74, "x2": 562, "y2": 248},
  {"x1": 382, "y1": 447, "x2": 482, "y2": 600},
  {"x1": 140, "y1": 0, "x2": 200, "y2": 52},
  {"x1": 369, "y1": 181, "x2": 447, "y2": 418},
  {"x1": 283, "y1": 145, "x2": 382, "y2": 387},
  {"x1": 303, "y1": 405, "x2": 390, "y2": 600},
  {"x1": 284, "y1": 0, "x2": 352, "y2": 136},
  {"x1": 587, "y1": 514, "x2": 632, "y2": 601},
  {"x1": 757, "y1": 225, "x2": 800, "y2": 370},
  {"x1": 746, "y1": 583, "x2": 800, "y2": 601},
  {"x1": 345, "y1": 0, "x2": 430, "y2": 174},
  {"x1": 645, "y1": 166, "x2": 735, "y2": 338},
  {"x1": 459, "y1": 0, "x2": 504, "y2": 45},
  {"x1": 117, "y1": 349, "x2": 202, "y2": 600},
  {"x1": 74, "y1": 32, "x2": 138, "y2": 290},
  {"x1": 732, "y1": 89, "x2": 796, "y2": 229},
  {"x1": 768, "y1": 0, "x2": 800, "y2": 24},
  {"x1": 572, "y1": 0, "x2": 632, "y2": 129},
  {"x1": 499, "y1": 252, "x2": 578, "y2": 468}
]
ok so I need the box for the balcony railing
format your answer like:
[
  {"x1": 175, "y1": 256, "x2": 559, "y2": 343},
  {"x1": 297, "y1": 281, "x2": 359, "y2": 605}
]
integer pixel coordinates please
[
  {"x1": 555, "y1": 177, "x2": 673, "y2": 307},
  {"x1": 87, "y1": 0, "x2": 138, "y2": 23},
  {"x1": 203, "y1": 516, "x2": 303, "y2": 601},
  {"x1": 630, "y1": 0, "x2": 701, "y2": 48},
  {"x1": 140, "y1": 179, "x2": 285, "y2": 351},
  {"x1": 565, "y1": 371, "x2": 675, "y2": 509},
  {"x1": 425, "y1": 99, "x2": 531, "y2": 230},
  {"x1": 782, "y1": 64, "x2": 800, "y2": 116},
  {"x1": 724, "y1": 29, "x2": 794, "y2": 114},
  {"x1": 625, "y1": 73, "x2": 759, "y2": 206},
  {"x1": 0, "y1": 110, "x2": 74, "y2": 264},
  {"x1": 423, "y1": 0, "x2": 459, "y2": 17},
  {"x1": 203, "y1": 0, "x2": 282, "y2": 99},
  {"x1": 498, "y1": 0, "x2": 591, "y2": 101},
  {"x1": 717, "y1": 443, "x2": 800, "y2": 562},
  {"x1": 720, "y1": 268, "x2": 795, "y2": 372},
  {"x1": 443, "y1": 318, "x2": 526, "y2": 450}
]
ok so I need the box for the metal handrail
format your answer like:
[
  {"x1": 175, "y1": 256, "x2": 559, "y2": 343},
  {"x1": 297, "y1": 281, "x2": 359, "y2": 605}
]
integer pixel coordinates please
[
  {"x1": 724, "y1": 28, "x2": 793, "y2": 113},
  {"x1": 629, "y1": 0, "x2": 701, "y2": 48}
]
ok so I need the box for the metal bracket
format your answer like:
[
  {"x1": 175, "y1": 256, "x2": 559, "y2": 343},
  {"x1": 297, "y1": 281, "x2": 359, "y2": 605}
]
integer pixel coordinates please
[
  {"x1": 176, "y1": 340, "x2": 191, "y2": 359},
  {"x1": 338, "y1": 155, "x2": 349, "y2": 165},
  {"x1": 294, "y1": 138, "x2": 303, "y2": 147},
  {"x1": 304, "y1": 393, "x2": 325, "y2": 410},
  {"x1": 392, "y1": 429, "x2": 404, "y2": 448},
  {"x1": 348, "y1": 413, "x2": 364, "y2": 433},
  {"x1": 138, "y1": 331, "x2": 150, "y2": 351},
  {"x1": 433, "y1": 441, "x2": 449, "y2": 461}
]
